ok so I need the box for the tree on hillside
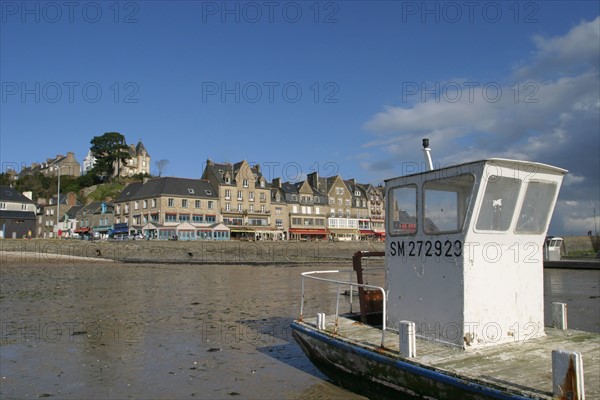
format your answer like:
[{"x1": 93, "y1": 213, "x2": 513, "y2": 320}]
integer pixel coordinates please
[
  {"x1": 90, "y1": 132, "x2": 131, "y2": 180},
  {"x1": 155, "y1": 159, "x2": 169, "y2": 177}
]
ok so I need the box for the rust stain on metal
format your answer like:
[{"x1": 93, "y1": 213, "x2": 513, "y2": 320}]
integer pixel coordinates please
[
  {"x1": 558, "y1": 356, "x2": 579, "y2": 400},
  {"x1": 353, "y1": 251, "x2": 385, "y2": 323}
]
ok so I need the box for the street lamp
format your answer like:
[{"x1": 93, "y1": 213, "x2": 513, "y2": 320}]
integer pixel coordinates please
[{"x1": 55, "y1": 164, "x2": 71, "y2": 238}]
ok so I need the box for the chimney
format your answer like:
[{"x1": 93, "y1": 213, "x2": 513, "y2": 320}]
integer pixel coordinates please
[
  {"x1": 422, "y1": 138, "x2": 433, "y2": 171},
  {"x1": 272, "y1": 177, "x2": 281, "y2": 188},
  {"x1": 348, "y1": 178, "x2": 356, "y2": 186},
  {"x1": 307, "y1": 172, "x2": 319, "y2": 190},
  {"x1": 67, "y1": 192, "x2": 77, "y2": 207},
  {"x1": 207, "y1": 158, "x2": 213, "y2": 166},
  {"x1": 255, "y1": 164, "x2": 261, "y2": 174}
]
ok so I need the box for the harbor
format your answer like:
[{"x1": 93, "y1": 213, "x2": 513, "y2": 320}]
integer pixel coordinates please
[{"x1": 0, "y1": 248, "x2": 597, "y2": 399}]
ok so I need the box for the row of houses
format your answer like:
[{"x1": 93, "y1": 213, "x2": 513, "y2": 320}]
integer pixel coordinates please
[
  {"x1": 11, "y1": 140, "x2": 150, "y2": 180},
  {"x1": 0, "y1": 159, "x2": 386, "y2": 241}
]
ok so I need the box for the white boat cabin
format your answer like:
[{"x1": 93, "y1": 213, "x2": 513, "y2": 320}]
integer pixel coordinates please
[
  {"x1": 385, "y1": 159, "x2": 567, "y2": 349},
  {"x1": 544, "y1": 236, "x2": 564, "y2": 261}
]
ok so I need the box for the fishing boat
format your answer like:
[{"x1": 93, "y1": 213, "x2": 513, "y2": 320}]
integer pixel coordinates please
[{"x1": 291, "y1": 140, "x2": 599, "y2": 399}]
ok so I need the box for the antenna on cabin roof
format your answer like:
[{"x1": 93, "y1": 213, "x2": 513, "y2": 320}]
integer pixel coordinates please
[{"x1": 422, "y1": 138, "x2": 433, "y2": 171}]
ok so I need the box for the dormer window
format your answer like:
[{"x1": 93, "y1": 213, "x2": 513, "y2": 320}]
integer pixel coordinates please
[
  {"x1": 188, "y1": 188, "x2": 195, "y2": 194},
  {"x1": 205, "y1": 190, "x2": 212, "y2": 195},
  {"x1": 225, "y1": 177, "x2": 231, "y2": 184}
]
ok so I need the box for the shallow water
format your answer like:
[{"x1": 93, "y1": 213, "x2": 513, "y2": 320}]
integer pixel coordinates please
[{"x1": 0, "y1": 261, "x2": 598, "y2": 399}]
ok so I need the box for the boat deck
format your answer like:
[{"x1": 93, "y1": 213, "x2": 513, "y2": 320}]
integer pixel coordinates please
[{"x1": 301, "y1": 315, "x2": 600, "y2": 398}]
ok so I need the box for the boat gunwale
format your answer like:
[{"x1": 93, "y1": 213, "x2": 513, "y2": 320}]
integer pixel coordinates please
[{"x1": 291, "y1": 318, "x2": 557, "y2": 399}]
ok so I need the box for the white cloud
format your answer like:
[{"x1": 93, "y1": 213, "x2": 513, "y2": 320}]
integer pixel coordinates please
[
  {"x1": 563, "y1": 174, "x2": 585, "y2": 187},
  {"x1": 362, "y1": 17, "x2": 600, "y2": 235},
  {"x1": 516, "y1": 16, "x2": 600, "y2": 79},
  {"x1": 555, "y1": 199, "x2": 600, "y2": 236}
]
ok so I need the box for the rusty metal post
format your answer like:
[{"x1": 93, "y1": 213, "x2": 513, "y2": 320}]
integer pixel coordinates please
[{"x1": 353, "y1": 251, "x2": 385, "y2": 323}]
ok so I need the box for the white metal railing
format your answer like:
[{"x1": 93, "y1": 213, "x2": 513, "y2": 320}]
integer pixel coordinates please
[{"x1": 300, "y1": 269, "x2": 387, "y2": 348}]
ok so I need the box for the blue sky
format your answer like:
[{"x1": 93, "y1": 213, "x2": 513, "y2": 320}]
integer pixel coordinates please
[{"x1": 1, "y1": 1, "x2": 599, "y2": 235}]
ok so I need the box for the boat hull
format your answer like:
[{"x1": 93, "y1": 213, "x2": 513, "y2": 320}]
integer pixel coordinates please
[{"x1": 291, "y1": 321, "x2": 538, "y2": 400}]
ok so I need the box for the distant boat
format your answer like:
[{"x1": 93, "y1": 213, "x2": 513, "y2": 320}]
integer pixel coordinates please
[{"x1": 291, "y1": 140, "x2": 599, "y2": 399}]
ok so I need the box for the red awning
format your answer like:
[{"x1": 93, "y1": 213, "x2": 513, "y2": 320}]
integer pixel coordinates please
[
  {"x1": 360, "y1": 230, "x2": 375, "y2": 234},
  {"x1": 374, "y1": 231, "x2": 386, "y2": 237},
  {"x1": 74, "y1": 227, "x2": 90, "y2": 233},
  {"x1": 288, "y1": 228, "x2": 327, "y2": 235}
]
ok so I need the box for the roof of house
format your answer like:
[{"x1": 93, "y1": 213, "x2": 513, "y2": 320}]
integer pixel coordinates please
[
  {"x1": 116, "y1": 177, "x2": 218, "y2": 202},
  {"x1": 47, "y1": 195, "x2": 82, "y2": 207},
  {"x1": 0, "y1": 210, "x2": 36, "y2": 219},
  {"x1": 0, "y1": 186, "x2": 35, "y2": 204},
  {"x1": 135, "y1": 141, "x2": 149, "y2": 157},
  {"x1": 203, "y1": 160, "x2": 268, "y2": 187},
  {"x1": 78, "y1": 201, "x2": 114, "y2": 215},
  {"x1": 66, "y1": 205, "x2": 83, "y2": 218}
]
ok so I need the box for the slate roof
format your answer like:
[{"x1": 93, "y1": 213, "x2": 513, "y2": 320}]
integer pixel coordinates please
[
  {"x1": 280, "y1": 182, "x2": 299, "y2": 194},
  {"x1": 66, "y1": 205, "x2": 83, "y2": 218},
  {"x1": 135, "y1": 141, "x2": 149, "y2": 157},
  {"x1": 78, "y1": 201, "x2": 114, "y2": 215},
  {"x1": 0, "y1": 210, "x2": 36, "y2": 220},
  {"x1": 204, "y1": 161, "x2": 267, "y2": 187},
  {"x1": 0, "y1": 186, "x2": 34, "y2": 203},
  {"x1": 116, "y1": 177, "x2": 218, "y2": 202},
  {"x1": 48, "y1": 195, "x2": 82, "y2": 206}
]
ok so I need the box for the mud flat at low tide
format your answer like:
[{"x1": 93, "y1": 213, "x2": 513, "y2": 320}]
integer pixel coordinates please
[
  {"x1": 0, "y1": 255, "x2": 370, "y2": 399},
  {"x1": 0, "y1": 240, "x2": 598, "y2": 399}
]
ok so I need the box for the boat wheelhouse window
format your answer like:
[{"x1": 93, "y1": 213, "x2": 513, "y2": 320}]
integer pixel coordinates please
[
  {"x1": 515, "y1": 181, "x2": 557, "y2": 234},
  {"x1": 549, "y1": 238, "x2": 561, "y2": 247},
  {"x1": 388, "y1": 185, "x2": 417, "y2": 236},
  {"x1": 475, "y1": 176, "x2": 521, "y2": 232},
  {"x1": 423, "y1": 174, "x2": 475, "y2": 234}
]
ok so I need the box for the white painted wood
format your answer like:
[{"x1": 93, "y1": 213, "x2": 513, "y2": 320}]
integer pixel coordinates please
[
  {"x1": 317, "y1": 313, "x2": 326, "y2": 330},
  {"x1": 399, "y1": 321, "x2": 416, "y2": 358},
  {"x1": 552, "y1": 302, "x2": 568, "y2": 330}
]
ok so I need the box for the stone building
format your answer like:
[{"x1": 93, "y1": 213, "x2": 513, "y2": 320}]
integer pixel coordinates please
[
  {"x1": 202, "y1": 160, "x2": 278, "y2": 240},
  {"x1": 36, "y1": 192, "x2": 81, "y2": 238},
  {"x1": 83, "y1": 140, "x2": 151, "y2": 178},
  {"x1": 113, "y1": 177, "x2": 227, "y2": 240},
  {"x1": 21, "y1": 152, "x2": 81, "y2": 178},
  {"x1": 116, "y1": 141, "x2": 151, "y2": 177},
  {"x1": 271, "y1": 177, "x2": 328, "y2": 241},
  {"x1": 75, "y1": 201, "x2": 114, "y2": 239},
  {"x1": 307, "y1": 172, "x2": 359, "y2": 241}
]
